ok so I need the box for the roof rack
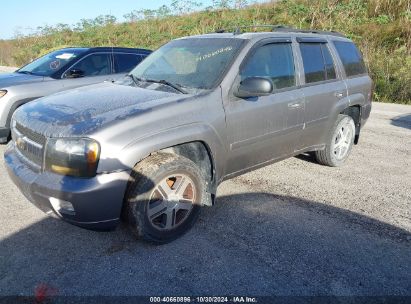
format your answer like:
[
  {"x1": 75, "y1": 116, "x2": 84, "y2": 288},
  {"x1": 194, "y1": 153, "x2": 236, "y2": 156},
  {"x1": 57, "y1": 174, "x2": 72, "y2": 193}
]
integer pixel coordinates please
[
  {"x1": 215, "y1": 25, "x2": 276, "y2": 34},
  {"x1": 215, "y1": 25, "x2": 346, "y2": 38},
  {"x1": 272, "y1": 25, "x2": 346, "y2": 38}
]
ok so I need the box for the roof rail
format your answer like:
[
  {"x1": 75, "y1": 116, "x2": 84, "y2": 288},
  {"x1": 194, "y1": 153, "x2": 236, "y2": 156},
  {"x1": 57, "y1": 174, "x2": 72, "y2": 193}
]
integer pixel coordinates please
[
  {"x1": 215, "y1": 25, "x2": 279, "y2": 34},
  {"x1": 272, "y1": 25, "x2": 346, "y2": 38},
  {"x1": 215, "y1": 25, "x2": 346, "y2": 38}
]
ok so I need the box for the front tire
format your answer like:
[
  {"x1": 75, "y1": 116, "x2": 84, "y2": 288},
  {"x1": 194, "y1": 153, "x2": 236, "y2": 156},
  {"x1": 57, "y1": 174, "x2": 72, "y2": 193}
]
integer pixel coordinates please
[
  {"x1": 315, "y1": 114, "x2": 356, "y2": 167},
  {"x1": 125, "y1": 152, "x2": 205, "y2": 244}
]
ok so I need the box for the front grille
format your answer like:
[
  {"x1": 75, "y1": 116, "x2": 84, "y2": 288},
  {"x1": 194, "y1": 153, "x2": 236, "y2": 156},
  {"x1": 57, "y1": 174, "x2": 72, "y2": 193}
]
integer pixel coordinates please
[
  {"x1": 15, "y1": 123, "x2": 47, "y2": 146},
  {"x1": 13, "y1": 122, "x2": 46, "y2": 169}
]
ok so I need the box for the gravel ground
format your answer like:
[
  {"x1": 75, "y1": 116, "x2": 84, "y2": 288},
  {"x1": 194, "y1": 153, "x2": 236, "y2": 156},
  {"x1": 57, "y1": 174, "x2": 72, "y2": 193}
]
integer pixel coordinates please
[{"x1": 0, "y1": 102, "x2": 410, "y2": 297}]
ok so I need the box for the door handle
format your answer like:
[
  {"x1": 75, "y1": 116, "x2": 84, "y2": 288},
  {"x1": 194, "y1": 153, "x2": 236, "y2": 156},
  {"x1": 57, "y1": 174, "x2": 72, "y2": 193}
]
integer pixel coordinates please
[
  {"x1": 288, "y1": 102, "x2": 303, "y2": 109},
  {"x1": 334, "y1": 91, "x2": 344, "y2": 98}
]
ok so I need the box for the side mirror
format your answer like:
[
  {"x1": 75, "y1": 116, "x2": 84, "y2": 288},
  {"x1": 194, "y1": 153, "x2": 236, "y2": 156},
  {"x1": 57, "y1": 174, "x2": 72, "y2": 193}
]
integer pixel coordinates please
[
  {"x1": 66, "y1": 69, "x2": 85, "y2": 79},
  {"x1": 234, "y1": 77, "x2": 273, "y2": 98}
]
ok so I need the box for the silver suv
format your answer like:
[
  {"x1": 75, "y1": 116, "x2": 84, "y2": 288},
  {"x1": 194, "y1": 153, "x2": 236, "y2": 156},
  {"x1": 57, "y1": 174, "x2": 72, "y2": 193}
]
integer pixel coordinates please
[
  {"x1": 0, "y1": 47, "x2": 151, "y2": 143},
  {"x1": 5, "y1": 27, "x2": 372, "y2": 243}
]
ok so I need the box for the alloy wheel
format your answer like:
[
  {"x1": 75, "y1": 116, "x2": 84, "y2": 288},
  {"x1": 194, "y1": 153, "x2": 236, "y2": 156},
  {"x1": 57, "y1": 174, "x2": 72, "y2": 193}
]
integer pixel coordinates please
[
  {"x1": 147, "y1": 174, "x2": 196, "y2": 230},
  {"x1": 332, "y1": 119, "x2": 354, "y2": 160}
]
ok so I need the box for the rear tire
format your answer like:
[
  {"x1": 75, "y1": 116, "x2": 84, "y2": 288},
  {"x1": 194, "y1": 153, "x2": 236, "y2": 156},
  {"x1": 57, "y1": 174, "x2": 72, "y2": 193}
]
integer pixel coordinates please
[
  {"x1": 315, "y1": 114, "x2": 355, "y2": 167},
  {"x1": 125, "y1": 152, "x2": 205, "y2": 244}
]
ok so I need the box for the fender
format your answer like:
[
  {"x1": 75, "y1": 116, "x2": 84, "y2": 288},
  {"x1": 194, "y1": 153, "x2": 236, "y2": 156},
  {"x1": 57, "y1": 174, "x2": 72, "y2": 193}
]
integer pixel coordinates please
[
  {"x1": 320, "y1": 95, "x2": 351, "y2": 142},
  {"x1": 99, "y1": 122, "x2": 227, "y2": 184},
  {"x1": 347, "y1": 93, "x2": 368, "y2": 143},
  {"x1": 333, "y1": 93, "x2": 367, "y2": 144},
  {"x1": 328, "y1": 93, "x2": 366, "y2": 127},
  {"x1": 333, "y1": 95, "x2": 351, "y2": 116},
  {"x1": 348, "y1": 93, "x2": 366, "y2": 107},
  {"x1": 5, "y1": 97, "x2": 42, "y2": 128}
]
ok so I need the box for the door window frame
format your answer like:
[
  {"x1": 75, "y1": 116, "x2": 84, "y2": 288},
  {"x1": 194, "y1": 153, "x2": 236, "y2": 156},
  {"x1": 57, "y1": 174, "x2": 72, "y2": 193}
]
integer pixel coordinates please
[
  {"x1": 296, "y1": 38, "x2": 343, "y2": 88},
  {"x1": 61, "y1": 52, "x2": 114, "y2": 79},
  {"x1": 235, "y1": 37, "x2": 299, "y2": 95},
  {"x1": 112, "y1": 52, "x2": 145, "y2": 74}
]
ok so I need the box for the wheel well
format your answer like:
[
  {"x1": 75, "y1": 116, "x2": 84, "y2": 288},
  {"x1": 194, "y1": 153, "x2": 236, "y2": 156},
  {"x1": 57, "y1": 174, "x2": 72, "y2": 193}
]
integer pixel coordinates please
[
  {"x1": 161, "y1": 141, "x2": 215, "y2": 205},
  {"x1": 341, "y1": 105, "x2": 361, "y2": 144},
  {"x1": 6, "y1": 97, "x2": 39, "y2": 127}
]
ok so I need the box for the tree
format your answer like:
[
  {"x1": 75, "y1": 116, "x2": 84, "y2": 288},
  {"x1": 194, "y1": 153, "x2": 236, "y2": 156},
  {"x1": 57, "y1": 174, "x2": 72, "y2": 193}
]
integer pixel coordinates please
[{"x1": 170, "y1": 0, "x2": 203, "y2": 14}]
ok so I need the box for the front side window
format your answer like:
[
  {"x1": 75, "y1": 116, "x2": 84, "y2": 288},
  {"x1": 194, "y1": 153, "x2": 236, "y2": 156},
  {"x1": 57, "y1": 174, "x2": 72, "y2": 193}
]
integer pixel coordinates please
[
  {"x1": 333, "y1": 41, "x2": 366, "y2": 77},
  {"x1": 68, "y1": 54, "x2": 111, "y2": 77},
  {"x1": 17, "y1": 49, "x2": 87, "y2": 77},
  {"x1": 114, "y1": 54, "x2": 144, "y2": 73},
  {"x1": 300, "y1": 43, "x2": 337, "y2": 83},
  {"x1": 129, "y1": 38, "x2": 245, "y2": 91},
  {"x1": 241, "y1": 43, "x2": 295, "y2": 90}
]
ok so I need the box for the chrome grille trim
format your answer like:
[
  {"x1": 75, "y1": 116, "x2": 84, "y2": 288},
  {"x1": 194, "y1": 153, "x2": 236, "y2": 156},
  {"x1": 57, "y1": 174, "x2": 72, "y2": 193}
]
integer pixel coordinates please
[
  {"x1": 15, "y1": 122, "x2": 47, "y2": 146},
  {"x1": 22, "y1": 136, "x2": 43, "y2": 149},
  {"x1": 12, "y1": 122, "x2": 46, "y2": 169},
  {"x1": 14, "y1": 146, "x2": 42, "y2": 171}
]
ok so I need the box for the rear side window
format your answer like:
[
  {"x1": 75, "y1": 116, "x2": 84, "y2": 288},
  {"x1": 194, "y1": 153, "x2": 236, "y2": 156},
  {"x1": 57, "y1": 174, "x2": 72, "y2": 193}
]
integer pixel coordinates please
[
  {"x1": 322, "y1": 44, "x2": 336, "y2": 80},
  {"x1": 299, "y1": 43, "x2": 336, "y2": 83},
  {"x1": 114, "y1": 53, "x2": 144, "y2": 73},
  {"x1": 333, "y1": 41, "x2": 366, "y2": 77},
  {"x1": 241, "y1": 43, "x2": 295, "y2": 90}
]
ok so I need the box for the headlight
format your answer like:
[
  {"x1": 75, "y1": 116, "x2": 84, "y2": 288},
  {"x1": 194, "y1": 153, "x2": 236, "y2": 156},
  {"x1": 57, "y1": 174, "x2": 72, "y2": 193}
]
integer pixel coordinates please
[
  {"x1": 45, "y1": 138, "x2": 100, "y2": 178},
  {"x1": 0, "y1": 90, "x2": 7, "y2": 98}
]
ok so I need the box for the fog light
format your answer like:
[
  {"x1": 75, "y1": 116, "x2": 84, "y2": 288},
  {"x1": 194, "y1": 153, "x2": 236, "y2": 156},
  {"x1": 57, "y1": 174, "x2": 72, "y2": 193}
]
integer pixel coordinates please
[{"x1": 49, "y1": 197, "x2": 75, "y2": 215}]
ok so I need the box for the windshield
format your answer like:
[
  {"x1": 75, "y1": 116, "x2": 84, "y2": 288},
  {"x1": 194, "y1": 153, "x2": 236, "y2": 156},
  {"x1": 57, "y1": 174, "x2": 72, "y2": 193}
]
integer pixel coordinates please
[
  {"x1": 17, "y1": 49, "x2": 87, "y2": 77},
  {"x1": 129, "y1": 38, "x2": 245, "y2": 92}
]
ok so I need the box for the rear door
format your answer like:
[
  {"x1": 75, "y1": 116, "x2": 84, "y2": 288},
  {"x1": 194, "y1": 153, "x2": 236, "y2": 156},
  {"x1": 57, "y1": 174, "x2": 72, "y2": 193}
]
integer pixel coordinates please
[
  {"x1": 224, "y1": 38, "x2": 305, "y2": 175},
  {"x1": 296, "y1": 37, "x2": 347, "y2": 149}
]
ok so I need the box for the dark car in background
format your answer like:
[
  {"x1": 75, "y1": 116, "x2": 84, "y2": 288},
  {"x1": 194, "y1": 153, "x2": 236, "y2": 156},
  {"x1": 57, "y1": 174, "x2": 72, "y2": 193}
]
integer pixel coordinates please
[{"x1": 0, "y1": 47, "x2": 151, "y2": 143}]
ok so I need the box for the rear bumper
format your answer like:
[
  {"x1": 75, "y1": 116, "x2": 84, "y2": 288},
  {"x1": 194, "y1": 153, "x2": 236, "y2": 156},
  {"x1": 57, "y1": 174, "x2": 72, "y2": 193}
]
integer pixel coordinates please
[
  {"x1": 361, "y1": 103, "x2": 372, "y2": 128},
  {"x1": 4, "y1": 142, "x2": 130, "y2": 231}
]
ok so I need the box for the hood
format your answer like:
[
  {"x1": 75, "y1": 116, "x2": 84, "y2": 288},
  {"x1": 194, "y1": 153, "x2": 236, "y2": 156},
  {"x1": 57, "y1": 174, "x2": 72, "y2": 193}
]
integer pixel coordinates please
[
  {"x1": 14, "y1": 82, "x2": 189, "y2": 137},
  {"x1": 0, "y1": 72, "x2": 46, "y2": 88}
]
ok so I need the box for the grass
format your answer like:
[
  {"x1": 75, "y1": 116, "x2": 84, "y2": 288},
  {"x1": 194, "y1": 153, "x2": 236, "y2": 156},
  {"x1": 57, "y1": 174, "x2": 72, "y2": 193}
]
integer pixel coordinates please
[{"x1": 0, "y1": 0, "x2": 409, "y2": 104}]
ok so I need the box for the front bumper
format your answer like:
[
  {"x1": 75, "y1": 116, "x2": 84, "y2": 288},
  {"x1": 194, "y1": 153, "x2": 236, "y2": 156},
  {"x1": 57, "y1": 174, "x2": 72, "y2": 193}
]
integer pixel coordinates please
[
  {"x1": 4, "y1": 142, "x2": 131, "y2": 231},
  {"x1": 0, "y1": 127, "x2": 10, "y2": 143}
]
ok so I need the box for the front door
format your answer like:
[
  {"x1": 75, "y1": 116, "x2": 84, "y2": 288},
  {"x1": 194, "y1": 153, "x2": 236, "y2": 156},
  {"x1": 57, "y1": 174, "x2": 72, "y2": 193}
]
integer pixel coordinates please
[
  {"x1": 59, "y1": 53, "x2": 114, "y2": 90},
  {"x1": 224, "y1": 40, "x2": 304, "y2": 175}
]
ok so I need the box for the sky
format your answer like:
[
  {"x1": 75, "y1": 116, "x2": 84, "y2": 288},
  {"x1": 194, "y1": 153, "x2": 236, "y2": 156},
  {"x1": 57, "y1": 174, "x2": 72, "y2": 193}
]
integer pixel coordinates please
[{"x1": 1, "y1": 0, "x2": 243, "y2": 40}]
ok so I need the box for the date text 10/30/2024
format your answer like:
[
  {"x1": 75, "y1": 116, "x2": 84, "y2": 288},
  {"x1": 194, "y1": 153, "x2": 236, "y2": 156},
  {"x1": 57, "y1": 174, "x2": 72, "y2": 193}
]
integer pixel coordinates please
[{"x1": 149, "y1": 297, "x2": 258, "y2": 303}]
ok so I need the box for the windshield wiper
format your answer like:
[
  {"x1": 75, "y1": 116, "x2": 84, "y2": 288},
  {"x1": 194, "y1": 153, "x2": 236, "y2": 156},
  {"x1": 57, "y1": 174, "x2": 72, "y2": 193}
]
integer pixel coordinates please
[
  {"x1": 139, "y1": 77, "x2": 187, "y2": 94},
  {"x1": 127, "y1": 75, "x2": 188, "y2": 94},
  {"x1": 17, "y1": 70, "x2": 33, "y2": 75},
  {"x1": 126, "y1": 74, "x2": 139, "y2": 86},
  {"x1": 156, "y1": 79, "x2": 187, "y2": 94}
]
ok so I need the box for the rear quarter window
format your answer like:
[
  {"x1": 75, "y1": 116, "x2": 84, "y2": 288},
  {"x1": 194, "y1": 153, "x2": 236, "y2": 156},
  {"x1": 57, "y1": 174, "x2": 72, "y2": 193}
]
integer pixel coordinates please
[{"x1": 333, "y1": 41, "x2": 366, "y2": 77}]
